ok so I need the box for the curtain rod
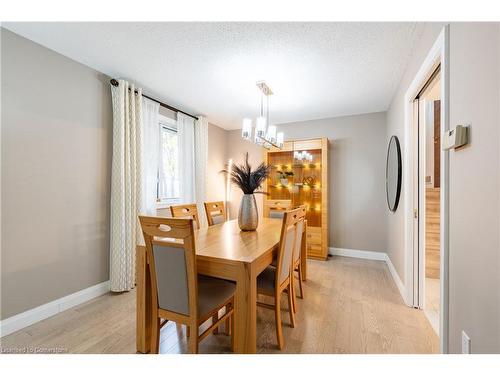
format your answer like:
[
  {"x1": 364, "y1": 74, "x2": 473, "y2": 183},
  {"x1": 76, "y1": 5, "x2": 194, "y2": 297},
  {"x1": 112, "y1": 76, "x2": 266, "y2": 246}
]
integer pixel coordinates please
[{"x1": 109, "y1": 79, "x2": 198, "y2": 121}]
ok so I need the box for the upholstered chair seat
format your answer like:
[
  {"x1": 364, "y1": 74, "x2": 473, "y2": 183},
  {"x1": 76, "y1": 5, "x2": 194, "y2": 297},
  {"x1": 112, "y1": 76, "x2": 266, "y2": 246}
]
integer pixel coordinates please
[
  {"x1": 256, "y1": 266, "x2": 278, "y2": 294},
  {"x1": 197, "y1": 276, "x2": 236, "y2": 317}
]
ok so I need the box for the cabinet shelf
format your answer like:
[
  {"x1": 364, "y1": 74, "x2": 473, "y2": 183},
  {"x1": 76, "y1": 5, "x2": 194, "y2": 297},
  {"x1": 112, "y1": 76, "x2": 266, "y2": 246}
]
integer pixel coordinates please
[{"x1": 264, "y1": 138, "x2": 329, "y2": 260}]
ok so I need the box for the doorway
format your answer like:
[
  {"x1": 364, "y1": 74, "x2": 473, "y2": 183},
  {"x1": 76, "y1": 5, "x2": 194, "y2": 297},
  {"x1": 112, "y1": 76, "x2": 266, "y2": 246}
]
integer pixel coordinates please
[
  {"x1": 414, "y1": 69, "x2": 441, "y2": 335},
  {"x1": 403, "y1": 26, "x2": 449, "y2": 353}
]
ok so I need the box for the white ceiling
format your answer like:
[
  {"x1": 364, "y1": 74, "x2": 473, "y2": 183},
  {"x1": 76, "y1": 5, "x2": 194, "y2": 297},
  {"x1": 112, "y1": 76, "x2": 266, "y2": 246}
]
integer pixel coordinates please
[{"x1": 3, "y1": 22, "x2": 424, "y2": 130}]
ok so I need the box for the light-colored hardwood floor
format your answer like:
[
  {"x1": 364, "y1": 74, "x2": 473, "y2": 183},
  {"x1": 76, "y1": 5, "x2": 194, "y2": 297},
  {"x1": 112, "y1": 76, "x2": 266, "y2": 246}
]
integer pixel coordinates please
[
  {"x1": 424, "y1": 277, "x2": 440, "y2": 336},
  {"x1": 425, "y1": 187, "x2": 440, "y2": 279},
  {"x1": 0, "y1": 256, "x2": 438, "y2": 354}
]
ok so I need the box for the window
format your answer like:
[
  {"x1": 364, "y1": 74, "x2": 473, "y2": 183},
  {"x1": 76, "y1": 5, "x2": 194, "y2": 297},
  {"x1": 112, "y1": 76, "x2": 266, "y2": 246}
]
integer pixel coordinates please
[{"x1": 157, "y1": 116, "x2": 180, "y2": 203}]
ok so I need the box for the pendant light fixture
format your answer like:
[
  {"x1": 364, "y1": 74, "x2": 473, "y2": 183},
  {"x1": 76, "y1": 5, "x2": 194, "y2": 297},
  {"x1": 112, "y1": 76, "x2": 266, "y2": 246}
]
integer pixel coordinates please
[{"x1": 241, "y1": 81, "x2": 284, "y2": 149}]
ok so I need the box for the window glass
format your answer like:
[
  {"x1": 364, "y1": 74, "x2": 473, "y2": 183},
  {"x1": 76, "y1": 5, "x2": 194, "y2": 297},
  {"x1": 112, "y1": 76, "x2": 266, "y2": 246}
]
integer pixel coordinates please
[{"x1": 158, "y1": 124, "x2": 180, "y2": 201}]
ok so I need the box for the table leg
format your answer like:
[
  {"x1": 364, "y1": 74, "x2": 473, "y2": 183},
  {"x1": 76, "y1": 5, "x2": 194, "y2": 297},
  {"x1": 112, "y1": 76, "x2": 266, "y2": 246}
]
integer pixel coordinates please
[
  {"x1": 233, "y1": 262, "x2": 257, "y2": 353},
  {"x1": 136, "y1": 245, "x2": 152, "y2": 353}
]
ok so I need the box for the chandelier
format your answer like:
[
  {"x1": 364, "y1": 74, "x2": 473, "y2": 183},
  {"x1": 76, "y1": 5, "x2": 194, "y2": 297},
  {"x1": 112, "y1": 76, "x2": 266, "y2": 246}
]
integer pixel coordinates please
[{"x1": 241, "y1": 81, "x2": 284, "y2": 149}]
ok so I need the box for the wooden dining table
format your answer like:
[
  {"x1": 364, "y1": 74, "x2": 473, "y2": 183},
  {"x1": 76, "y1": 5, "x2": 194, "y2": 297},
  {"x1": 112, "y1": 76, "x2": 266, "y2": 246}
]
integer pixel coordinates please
[{"x1": 136, "y1": 217, "x2": 307, "y2": 354}]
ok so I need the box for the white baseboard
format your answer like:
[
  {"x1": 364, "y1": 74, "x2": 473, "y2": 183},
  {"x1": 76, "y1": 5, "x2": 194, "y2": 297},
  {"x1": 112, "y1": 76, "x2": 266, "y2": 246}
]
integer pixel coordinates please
[
  {"x1": 423, "y1": 307, "x2": 440, "y2": 336},
  {"x1": 329, "y1": 247, "x2": 387, "y2": 261},
  {"x1": 329, "y1": 247, "x2": 409, "y2": 306},
  {"x1": 383, "y1": 253, "x2": 409, "y2": 305},
  {"x1": 0, "y1": 280, "x2": 110, "y2": 338}
]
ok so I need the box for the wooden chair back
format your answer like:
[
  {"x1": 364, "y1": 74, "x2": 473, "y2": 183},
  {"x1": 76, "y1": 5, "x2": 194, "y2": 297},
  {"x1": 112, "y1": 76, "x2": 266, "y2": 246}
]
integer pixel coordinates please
[
  {"x1": 170, "y1": 203, "x2": 201, "y2": 229},
  {"x1": 204, "y1": 201, "x2": 226, "y2": 226},
  {"x1": 139, "y1": 216, "x2": 197, "y2": 319},
  {"x1": 264, "y1": 199, "x2": 292, "y2": 219},
  {"x1": 293, "y1": 205, "x2": 307, "y2": 263},
  {"x1": 276, "y1": 207, "x2": 302, "y2": 287}
]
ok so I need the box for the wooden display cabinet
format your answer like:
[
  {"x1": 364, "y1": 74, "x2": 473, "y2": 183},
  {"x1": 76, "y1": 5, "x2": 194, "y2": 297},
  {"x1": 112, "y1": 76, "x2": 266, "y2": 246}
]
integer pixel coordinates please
[{"x1": 263, "y1": 138, "x2": 329, "y2": 260}]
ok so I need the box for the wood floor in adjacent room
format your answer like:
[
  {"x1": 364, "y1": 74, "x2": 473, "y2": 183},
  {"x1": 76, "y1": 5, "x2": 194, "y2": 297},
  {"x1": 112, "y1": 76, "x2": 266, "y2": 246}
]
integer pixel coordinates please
[{"x1": 0, "y1": 256, "x2": 439, "y2": 354}]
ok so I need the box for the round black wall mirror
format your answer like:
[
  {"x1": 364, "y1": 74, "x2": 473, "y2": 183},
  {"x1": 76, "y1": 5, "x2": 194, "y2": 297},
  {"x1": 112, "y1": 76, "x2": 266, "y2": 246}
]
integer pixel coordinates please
[{"x1": 386, "y1": 135, "x2": 402, "y2": 212}]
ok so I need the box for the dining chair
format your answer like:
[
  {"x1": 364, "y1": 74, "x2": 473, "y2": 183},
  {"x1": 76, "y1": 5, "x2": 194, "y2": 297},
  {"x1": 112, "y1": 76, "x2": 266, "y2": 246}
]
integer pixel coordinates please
[
  {"x1": 170, "y1": 203, "x2": 222, "y2": 334},
  {"x1": 139, "y1": 216, "x2": 235, "y2": 354},
  {"x1": 256, "y1": 207, "x2": 302, "y2": 350},
  {"x1": 204, "y1": 201, "x2": 226, "y2": 226},
  {"x1": 170, "y1": 203, "x2": 201, "y2": 229},
  {"x1": 203, "y1": 200, "x2": 228, "y2": 333},
  {"x1": 264, "y1": 199, "x2": 292, "y2": 219},
  {"x1": 291, "y1": 205, "x2": 307, "y2": 313}
]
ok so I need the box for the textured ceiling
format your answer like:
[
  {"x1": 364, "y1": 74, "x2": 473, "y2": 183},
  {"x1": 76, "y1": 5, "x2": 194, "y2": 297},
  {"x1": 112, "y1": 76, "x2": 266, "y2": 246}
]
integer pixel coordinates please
[{"x1": 3, "y1": 22, "x2": 424, "y2": 129}]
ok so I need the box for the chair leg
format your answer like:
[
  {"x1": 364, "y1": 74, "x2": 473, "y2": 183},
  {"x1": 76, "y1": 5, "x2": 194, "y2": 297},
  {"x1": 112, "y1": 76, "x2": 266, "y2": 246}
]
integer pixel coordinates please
[
  {"x1": 297, "y1": 264, "x2": 304, "y2": 299},
  {"x1": 275, "y1": 293, "x2": 284, "y2": 350},
  {"x1": 292, "y1": 272, "x2": 298, "y2": 313},
  {"x1": 151, "y1": 316, "x2": 160, "y2": 354},
  {"x1": 230, "y1": 311, "x2": 235, "y2": 352},
  {"x1": 287, "y1": 284, "x2": 296, "y2": 328},
  {"x1": 188, "y1": 324, "x2": 198, "y2": 354},
  {"x1": 225, "y1": 304, "x2": 231, "y2": 335},
  {"x1": 186, "y1": 325, "x2": 190, "y2": 337}
]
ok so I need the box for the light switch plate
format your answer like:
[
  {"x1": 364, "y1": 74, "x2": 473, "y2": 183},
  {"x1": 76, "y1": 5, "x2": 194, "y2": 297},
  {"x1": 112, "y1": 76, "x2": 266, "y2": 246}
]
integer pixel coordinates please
[
  {"x1": 462, "y1": 331, "x2": 471, "y2": 354},
  {"x1": 443, "y1": 125, "x2": 469, "y2": 150}
]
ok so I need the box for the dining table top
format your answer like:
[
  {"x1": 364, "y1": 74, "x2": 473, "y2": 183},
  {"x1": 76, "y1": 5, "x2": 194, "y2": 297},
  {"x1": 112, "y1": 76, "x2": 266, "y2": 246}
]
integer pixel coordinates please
[{"x1": 193, "y1": 218, "x2": 282, "y2": 263}]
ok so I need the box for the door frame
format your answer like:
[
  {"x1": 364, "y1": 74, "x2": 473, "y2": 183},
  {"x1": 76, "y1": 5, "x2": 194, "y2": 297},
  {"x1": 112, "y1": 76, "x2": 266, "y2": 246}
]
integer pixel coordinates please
[{"x1": 403, "y1": 25, "x2": 450, "y2": 353}]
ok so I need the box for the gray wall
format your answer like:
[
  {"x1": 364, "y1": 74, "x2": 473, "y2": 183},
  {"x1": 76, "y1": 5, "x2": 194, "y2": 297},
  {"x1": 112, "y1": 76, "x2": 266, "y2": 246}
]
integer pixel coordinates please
[
  {"x1": 1, "y1": 29, "x2": 112, "y2": 319},
  {"x1": 386, "y1": 22, "x2": 500, "y2": 353},
  {"x1": 447, "y1": 22, "x2": 500, "y2": 354},
  {"x1": 226, "y1": 112, "x2": 388, "y2": 252},
  {"x1": 206, "y1": 123, "x2": 228, "y2": 203}
]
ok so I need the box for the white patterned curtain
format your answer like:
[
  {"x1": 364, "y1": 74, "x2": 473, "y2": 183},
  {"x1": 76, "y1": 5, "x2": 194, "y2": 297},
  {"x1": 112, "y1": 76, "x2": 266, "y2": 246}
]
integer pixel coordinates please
[
  {"x1": 195, "y1": 116, "x2": 209, "y2": 227},
  {"x1": 109, "y1": 80, "x2": 159, "y2": 292}
]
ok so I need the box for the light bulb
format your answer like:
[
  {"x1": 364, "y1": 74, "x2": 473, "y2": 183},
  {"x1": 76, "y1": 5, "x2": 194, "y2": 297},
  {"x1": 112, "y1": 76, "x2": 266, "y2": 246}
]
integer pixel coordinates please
[
  {"x1": 254, "y1": 116, "x2": 267, "y2": 144},
  {"x1": 266, "y1": 125, "x2": 277, "y2": 143},
  {"x1": 241, "y1": 118, "x2": 252, "y2": 140},
  {"x1": 276, "y1": 132, "x2": 284, "y2": 148}
]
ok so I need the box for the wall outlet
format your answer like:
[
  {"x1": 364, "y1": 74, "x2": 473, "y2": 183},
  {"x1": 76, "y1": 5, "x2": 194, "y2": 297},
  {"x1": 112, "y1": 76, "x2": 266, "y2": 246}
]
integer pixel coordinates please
[{"x1": 462, "y1": 331, "x2": 471, "y2": 354}]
